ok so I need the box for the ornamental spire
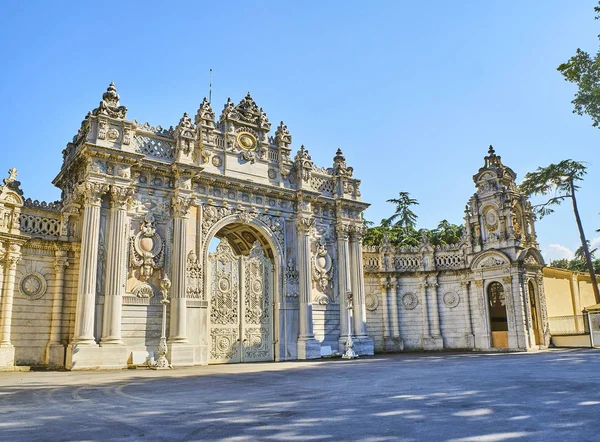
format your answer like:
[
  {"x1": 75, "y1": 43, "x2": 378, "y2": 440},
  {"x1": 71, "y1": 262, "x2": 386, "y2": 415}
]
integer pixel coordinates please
[{"x1": 90, "y1": 82, "x2": 128, "y2": 119}]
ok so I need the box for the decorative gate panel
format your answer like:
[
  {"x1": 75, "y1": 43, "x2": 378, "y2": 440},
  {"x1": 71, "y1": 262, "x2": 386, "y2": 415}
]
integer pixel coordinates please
[
  {"x1": 241, "y1": 242, "x2": 274, "y2": 362},
  {"x1": 208, "y1": 239, "x2": 273, "y2": 364},
  {"x1": 209, "y1": 239, "x2": 241, "y2": 363}
]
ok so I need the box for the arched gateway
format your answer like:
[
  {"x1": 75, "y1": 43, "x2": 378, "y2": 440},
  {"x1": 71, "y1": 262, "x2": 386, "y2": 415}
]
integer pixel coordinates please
[{"x1": 1, "y1": 83, "x2": 372, "y2": 369}]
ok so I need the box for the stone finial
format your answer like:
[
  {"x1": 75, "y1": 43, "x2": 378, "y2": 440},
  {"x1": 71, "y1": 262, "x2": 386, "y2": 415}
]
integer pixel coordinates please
[
  {"x1": 177, "y1": 112, "x2": 194, "y2": 131},
  {"x1": 2, "y1": 167, "x2": 23, "y2": 196},
  {"x1": 294, "y1": 145, "x2": 312, "y2": 163},
  {"x1": 90, "y1": 82, "x2": 128, "y2": 119},
  {"x1": 195, "y1": 97, "x2": 215, "y2": 126},
  {"x1": 332, "y1": 148, "x2": 353, "y2": 177},
  {"x1": 275, "y1": 121, "x2": 292, "y2": 147}
]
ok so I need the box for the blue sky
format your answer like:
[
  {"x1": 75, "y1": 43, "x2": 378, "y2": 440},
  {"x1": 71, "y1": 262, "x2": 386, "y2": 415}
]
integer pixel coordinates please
[{"x1": 1, "y1": 1, "x2": 599, "y2": 261}]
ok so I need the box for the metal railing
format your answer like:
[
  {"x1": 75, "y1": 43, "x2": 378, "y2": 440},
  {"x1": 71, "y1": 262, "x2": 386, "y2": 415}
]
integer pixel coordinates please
[{"x1": 548, "y1": 315, "x2": 587, "y2": 336}]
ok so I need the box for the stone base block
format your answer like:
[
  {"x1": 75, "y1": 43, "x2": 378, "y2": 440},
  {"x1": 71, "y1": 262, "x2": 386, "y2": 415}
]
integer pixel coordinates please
[
  {"x1": 45, "y1": 343, "x2": 65, "y2": 367},
  {"x1": 0, "y1": 345, "x2": 15, "y2": 370},
  {"x1": 475, "y1": 334, "x2": 491, "y2": 350},
  {"x1": 167, "y1": 343, "x2": 194, "y2": 367},
  {"x1": 384, "y1": 337, "x2": 404, "y2": 352},
  {"x1": 66, "y1": 345, "x2": 129, "y2": 370},
  {"x1": 297, "y1": 338, "x2": 321, "y2": 360},
  {"x1": 422, "y1": 336, "x2": 444, "y2": 351},
  {"x1": 193, "y1": 344, "x2": 208, "y2": 365},
  {"x1": 354, "y1": 337, "x2": 374, "y2": 356},
  {"x1": 465, "y1": 334, "x2": 475, "y2": 349}
]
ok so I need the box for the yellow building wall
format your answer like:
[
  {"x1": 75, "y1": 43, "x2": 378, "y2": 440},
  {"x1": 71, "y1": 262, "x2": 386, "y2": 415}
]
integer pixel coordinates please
[{"x1": 543, "y1": 267, "x2": 595, "y2": 316}]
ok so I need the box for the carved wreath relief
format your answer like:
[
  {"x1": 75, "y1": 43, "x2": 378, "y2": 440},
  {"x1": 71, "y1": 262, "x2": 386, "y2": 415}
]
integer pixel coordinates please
[
  {"x1": 129, "y1": 213, "x2": 165, "y2": 297},
  {"x1": 312, "y1": 238, "x2": 333, "y2": 292},
  {"x1": 19, "y1": 272, "x2": 47, "y2": 300}
]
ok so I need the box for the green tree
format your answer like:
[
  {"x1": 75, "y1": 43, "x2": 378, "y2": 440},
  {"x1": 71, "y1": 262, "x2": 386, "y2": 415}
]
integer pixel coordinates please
[
  {"x1": 430, "y1": 220, "x2": 465, "y2": 246},
  {"x1": 557, "y1": 3, "x2": 600, "y2": 127},
  {"x1": 385, "y1": 192, "x2": 419, "y2": 230},
  {"x1": 520, "y1": 160, "x2": 600, "y2": 304}
]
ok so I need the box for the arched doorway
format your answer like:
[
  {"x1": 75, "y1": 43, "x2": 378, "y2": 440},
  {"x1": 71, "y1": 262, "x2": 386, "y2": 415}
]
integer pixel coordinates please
[
  {"x1": 205, "y1": 220, "x2": 278, "y2": 364},
  {"x1": 488, "y1": 281, "x2": 508, "y2": 348},
  {"x1": 528, "y1": 280, "x2": 542, "y2": 346}
]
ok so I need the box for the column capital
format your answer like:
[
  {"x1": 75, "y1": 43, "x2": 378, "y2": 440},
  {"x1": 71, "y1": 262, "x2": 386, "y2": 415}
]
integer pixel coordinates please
[
  {"x1": 296, "y1": 215, "x2": 314, "y2": 234},
  {"x1": 78, "y1": 182, "x2": 109, "y2": 207},
  {"x1": 171, "y1": 195, "x2": 193, "y2": 219},
  {"x1": 379, "y1": 277, "x2": 390, "y2": 290},
  {"x1": 109, "y1": 185, "x2": 134, "y2": 209},
  {"x1": 53, "y1": 250, "x2": 69, "y2": 272},
  {"x1": 335, "y1": 222, "x2": 351, "y2": 240},
  {"x1": 349, "y1": 224, "x2": 365, "y2": 241}
]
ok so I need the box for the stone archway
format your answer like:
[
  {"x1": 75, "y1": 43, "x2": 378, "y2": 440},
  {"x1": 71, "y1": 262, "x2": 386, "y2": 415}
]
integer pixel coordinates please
[
  {"x1": 487, "y1": 281, "x2": 508, "y2": 348},
  {"x1": 202, "y1": 215, "x2": 284, "y2": 364}
]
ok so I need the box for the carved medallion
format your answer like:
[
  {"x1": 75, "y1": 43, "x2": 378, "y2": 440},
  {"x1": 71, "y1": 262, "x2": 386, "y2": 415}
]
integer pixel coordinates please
[
  {"x1": 443, "y1": 292, "x2": 460, "y2": 309},
  {"x1": 365, "y1": 293, "x2": 379, "y2": 311},
  {"x1": 402, "y1": 293, "x2": 418, "y2": 310},
  {"x1": 237, "y1": 132, "x2": 257, "y2": 151},
  {"x1": 19, "y1": 272, "x2": 47, "y2": 300},
  {"x1": 212, "y1": 155, "x2": 222, "y2": 167}
]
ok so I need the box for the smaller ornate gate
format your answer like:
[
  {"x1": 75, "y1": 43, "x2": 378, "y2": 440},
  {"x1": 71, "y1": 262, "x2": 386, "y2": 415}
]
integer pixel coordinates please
[{"x1": 208, "y1": 239, "x2": 273, "y2": 364}]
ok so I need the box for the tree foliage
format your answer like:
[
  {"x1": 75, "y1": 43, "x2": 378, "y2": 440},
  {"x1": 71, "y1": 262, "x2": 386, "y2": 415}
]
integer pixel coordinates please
[
  {"x1": 363, "y1": 193, "x2": 464, "y2": 248},
  {"x1": 520, "y1": 159, "x2": 600, "y2": 304},
  {"x1": 519, "y1": 160, "x2": 587, "y2": 218},
  {"x1": 557, "y1": 2, "x2": 600, "y2": 127}
]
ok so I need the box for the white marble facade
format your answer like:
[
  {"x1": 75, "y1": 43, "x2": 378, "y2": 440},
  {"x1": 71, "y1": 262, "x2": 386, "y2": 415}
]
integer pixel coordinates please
[
  {"x1": 0, "y1": 86, "x2": 549, "y2": 371},
  {"x1": 363, "y1": 147, "x2": 549, "y2": 352},
  {"x1": 0, "y1": 84, "x2": 372, "y2": 370}
]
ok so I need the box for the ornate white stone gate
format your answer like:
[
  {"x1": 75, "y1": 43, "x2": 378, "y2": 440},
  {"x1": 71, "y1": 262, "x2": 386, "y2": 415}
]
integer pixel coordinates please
[{"x1": 208, "y1": 240, "x2": 273, "y2": 364}]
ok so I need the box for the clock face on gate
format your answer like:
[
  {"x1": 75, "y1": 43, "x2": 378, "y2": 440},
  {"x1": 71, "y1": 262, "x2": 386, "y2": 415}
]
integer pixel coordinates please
[{"x1": 237, "y1": 132, "x2": 257, "y2": 151}]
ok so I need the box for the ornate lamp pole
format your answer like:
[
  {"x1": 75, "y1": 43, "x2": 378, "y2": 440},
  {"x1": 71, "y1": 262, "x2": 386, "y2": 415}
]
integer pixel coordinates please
[
  {"x1": 152, "y1": 275, "x2": 172, "y2": 369},
  {"x1": 342, "y1": 291, "x2": 358, "y2": 360}
]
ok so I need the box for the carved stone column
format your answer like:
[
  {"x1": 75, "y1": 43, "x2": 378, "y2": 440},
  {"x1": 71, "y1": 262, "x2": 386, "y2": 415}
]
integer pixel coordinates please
[
  {"x1": 168, "y1": 195, "x2": 194, "y2": 366},
  {"x1": 461, "y1": 279, "x2": 475, "y2": 348},
  {"x1": 385, "y1": 277, "x2": 403, "y2": 351},
  {"x1": 100, "y1": 186, "x2": 132, "y2": 346},
  {"x1": 473, "y1": 279, "x2": 489, "y2": 349},
  {"x1": 296, "y1": 215, "x2": 320, "y2": 359},
  {"x1": 380, "y1": 278, "x2": 391, "y2": 339},
  {"x1": 335, "y1": 222, "x2": 351, "y2": 352},
  {"x1": 0, "y1": 243, "x2": 21, "y2": 368},
  {"x1": 71, "y1": 184, "x2": 107, "y2": 346},
  {"x1": 422, "y1": 276, "x2": 443, "y2": 350},
  {"x1": 45, "y1": 249, "x2": 69, "y2": 365},
  {"x1": 349, "y1": 226, "x2": 374, "y2": 355},
  {"x1": 390, "y1": 278, "x2": 400, "y2": 339}
]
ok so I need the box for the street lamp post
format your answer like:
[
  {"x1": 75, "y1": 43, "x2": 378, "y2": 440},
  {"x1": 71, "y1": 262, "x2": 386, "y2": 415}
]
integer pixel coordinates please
[
  {"x1": 152, "y1": 274, "x2": 172, "y2": 370},
  {"x1": 342, "y1": 291, "x2": 358, "y2": 360}
]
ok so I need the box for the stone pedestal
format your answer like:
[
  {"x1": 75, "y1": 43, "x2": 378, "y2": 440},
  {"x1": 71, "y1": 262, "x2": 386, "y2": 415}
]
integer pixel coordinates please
[
  {"x1": 45, "y1": 343, "x2": 66, "y2": 367},
  {"x1": 0, "y1": 345, "x2": 15, "y2": 370},
  {"x1": 423, "y1": 336, "x2": 444, "y2": 350},
  {"x1": 297, "y1": 337, "x2": 321, "y2": 360},
  {"x1": 353, "y1": 336, "x2": 374, "y2": 355},
  {"x1": 384, "y1": 337, "x2": 404, "y2": 352},
  {"x1": 66, "y1": 344, "x2": 128, "y2": 370},
  {"x1": 167, "y1": 343, "x2": 194, "y2": 367}
]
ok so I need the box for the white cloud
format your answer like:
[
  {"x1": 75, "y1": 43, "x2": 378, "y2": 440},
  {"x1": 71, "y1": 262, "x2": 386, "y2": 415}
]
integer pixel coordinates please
[
  {"x1": 543, "y1": 244, "x2": 574, "y2": 262},
  {"x1": 590, "y1": 237, "x2": 600, "y2": 250}
]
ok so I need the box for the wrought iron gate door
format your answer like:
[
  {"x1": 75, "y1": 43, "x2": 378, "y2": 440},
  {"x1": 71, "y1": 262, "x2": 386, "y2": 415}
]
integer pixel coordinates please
[{"x1": 208, "y1": 239, "x2": 273, "y2": 364}]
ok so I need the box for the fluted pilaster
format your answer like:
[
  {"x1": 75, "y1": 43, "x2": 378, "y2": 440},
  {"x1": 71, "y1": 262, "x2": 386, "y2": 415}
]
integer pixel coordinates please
[
  {"x1": 297, "y1": 215, "x2": 315, "y2": 340},
  {"x1": 169, "y1": 196, "x2": 192, "y2": 344},
  {"x1": 0, "y1": 245, "x2": 21, "y2": 347},
  {"x1": 336, "y1": 223, "x2": 351, "y2": 339},
  {"x1": 101, "y1": 186, "x2": 132, "y2": 346},
  {"x1": 349, "y1": 227, "x2": 367, "y2": 337},
  {"x1": 72, "y1": 183, "x2": 107, "y2": 346}
]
